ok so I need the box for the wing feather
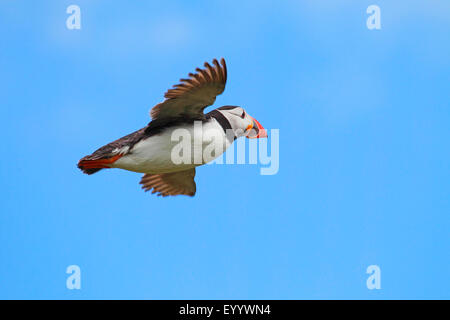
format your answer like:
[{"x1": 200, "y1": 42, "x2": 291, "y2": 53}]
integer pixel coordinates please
[
  {"x1": 149, "y1": 58, "x2": 227, "y2": 121},
  {"x1": 139, "y1": 168, "x2": 196, "y2": 197}
]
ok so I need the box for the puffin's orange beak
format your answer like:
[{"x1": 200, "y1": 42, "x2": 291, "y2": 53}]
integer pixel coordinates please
[{"x1": 246, "y1": 116, "x2": 268, "y2": 139}]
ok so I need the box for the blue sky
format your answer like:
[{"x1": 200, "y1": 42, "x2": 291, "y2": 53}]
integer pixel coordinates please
[{"x1": 0, "y1": 0, "x2": 449, "y2": 299}]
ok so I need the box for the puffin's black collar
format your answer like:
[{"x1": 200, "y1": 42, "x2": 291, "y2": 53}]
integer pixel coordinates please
[{"x1": 206, "y1": 110, "x2": 236, "y2": 141}]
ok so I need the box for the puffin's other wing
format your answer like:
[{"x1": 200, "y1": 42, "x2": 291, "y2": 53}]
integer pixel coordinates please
[
  {"x1": 149, "y1": 58, "x2": 227, "y2": 121},
  {"x1": 139, "y1": 168, "x2": 196, "y2": 197}
]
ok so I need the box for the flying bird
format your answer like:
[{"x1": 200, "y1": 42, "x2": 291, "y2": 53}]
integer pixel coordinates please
[{"x1": 78, "y1": 58, "x2": 267, "y2": 197}]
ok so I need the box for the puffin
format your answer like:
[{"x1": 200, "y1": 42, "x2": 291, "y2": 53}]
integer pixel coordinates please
[{"x1": 78, "y1": 58, "x2": 267, "y2": 197}]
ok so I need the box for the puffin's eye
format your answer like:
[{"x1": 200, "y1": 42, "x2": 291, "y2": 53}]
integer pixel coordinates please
[{"x1": 240, "y1": 111, "x2": 246, "y2": 119}]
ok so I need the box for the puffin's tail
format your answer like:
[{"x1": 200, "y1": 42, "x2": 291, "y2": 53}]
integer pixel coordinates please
[{"x1": 77, "y1": 154, "x2": 122, "y2": 175}]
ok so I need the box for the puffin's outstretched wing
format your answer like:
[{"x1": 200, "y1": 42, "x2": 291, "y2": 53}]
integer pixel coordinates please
[
  {"x1": 149, "y1": 58, "x2": 227, "y2": 121},
  {"x1": 139, "y1": 168, "x2": 196, "y2": 197}
]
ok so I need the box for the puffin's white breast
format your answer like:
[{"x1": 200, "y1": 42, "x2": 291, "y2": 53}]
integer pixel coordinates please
[{"x1": 112, "y1": 119, "x2": 232, "y2": 174}]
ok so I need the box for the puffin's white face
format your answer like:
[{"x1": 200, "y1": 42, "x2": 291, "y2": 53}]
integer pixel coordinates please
[{"x1": 218, "y1": 106, "x2": 267, "y2": 139}]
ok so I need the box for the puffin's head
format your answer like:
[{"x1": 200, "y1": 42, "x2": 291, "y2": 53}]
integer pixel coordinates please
[{"x1": 216, "y1": 106, "x2": 267, "y2": 139}]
